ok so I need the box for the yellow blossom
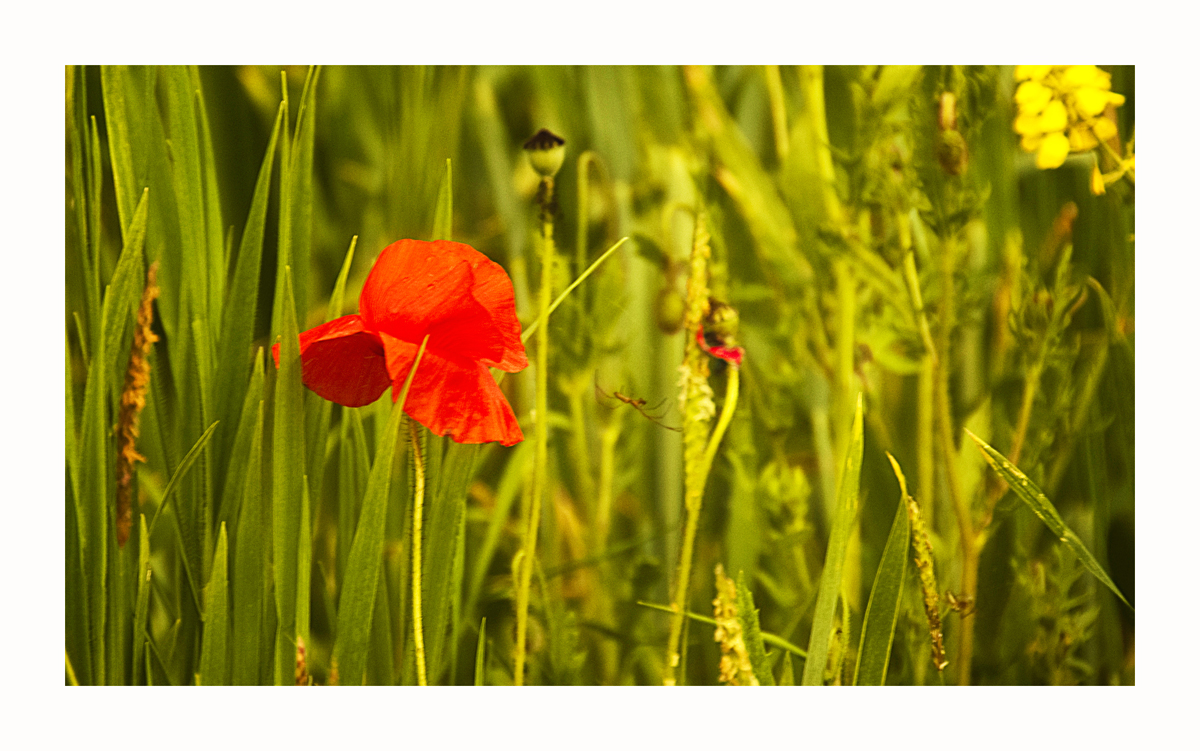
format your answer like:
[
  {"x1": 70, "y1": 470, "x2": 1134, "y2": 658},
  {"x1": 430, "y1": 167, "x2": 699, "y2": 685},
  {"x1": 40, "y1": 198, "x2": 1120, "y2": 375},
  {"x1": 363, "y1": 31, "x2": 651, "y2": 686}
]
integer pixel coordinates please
[
  {"x1": 1012, "y1": 65, "x2": 1127, "y2": 170},
  {"x1": 1090, "y1": 164, "x2": 1106, "y2": 195}
]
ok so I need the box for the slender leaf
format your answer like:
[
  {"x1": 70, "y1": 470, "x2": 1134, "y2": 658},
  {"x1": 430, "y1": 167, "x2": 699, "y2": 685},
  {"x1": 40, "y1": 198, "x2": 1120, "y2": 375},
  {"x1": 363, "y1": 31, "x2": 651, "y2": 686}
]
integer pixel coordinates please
[
  {"x1": 199, "y1": 523, "x2": 230, "y2": 685},
  {"x1": 636, "y1": 601, "x2": 807, "y2": 658},
  {"x1": 273, "y1": 266, "x2": 308, "y2": 684},
  {"x1": 78, "y1": 299, "x2": 110, "y2": 685},
  {"x1": 214, "y1": 101, "x2": 283, "y2": 476},
  {"x1": 802, "y1": 393, "x2": 864, "y2": 685},
  {"x1": 231, "y1": 392, "x2": 267, "y2": 685},
  {"x1": 132, "y1": 514, "x2": 151, "y2": 685},
  {"x1": 966, "y1": 429, "x2": 1132, "y2": 609},
  {"x1": 332, "y1": 339, "x2": 428, "y2": 687},
  {"x1": 217, "y1": 350, "x2": 266, "y2": 530},
  {"x1": 735, "y1": 570, "x2": 775, "y2": 686},
  {"x1": 854, "y1": 461, "x2": 910, "y2": 686},
  {"x1": 424, "y1": 440, "x2": 480, "y2": 683},
  {"x1": 779, "y1": 653, "x2": 795, "y2": 686},
  {"x1": 474, "y1": 617, "x2": 487, "y2": 686}
]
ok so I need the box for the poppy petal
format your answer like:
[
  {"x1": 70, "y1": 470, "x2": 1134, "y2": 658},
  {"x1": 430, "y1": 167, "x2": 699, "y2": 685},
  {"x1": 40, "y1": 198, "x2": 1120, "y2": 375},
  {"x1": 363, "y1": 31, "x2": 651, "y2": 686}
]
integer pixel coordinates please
[
  {"x1": 359, "y1": 239, "x2": 526, "y2": 372},
  {"x1": 381, "y1": 332, "x2": 524, "y2": 446},
  {"x1": 272, "y1": 315, "x2": 391, "y2": 407}
]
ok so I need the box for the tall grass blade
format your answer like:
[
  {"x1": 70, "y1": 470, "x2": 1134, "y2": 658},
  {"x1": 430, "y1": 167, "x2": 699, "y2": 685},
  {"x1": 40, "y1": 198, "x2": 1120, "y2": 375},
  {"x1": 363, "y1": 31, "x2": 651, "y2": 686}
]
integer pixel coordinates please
[
  {"x1": 854, "y1": 480, "x2": 910, "y2": 685},
  {"x1": 78, "y1": 300, "x2": 111, "y2": 685},
  {"x1": 231, "y1": 390, "x2": 267, "y2": 685},
  {"x1": 332, "y1": 339, "x2": 428, "y2": 686},
  {"x1": 217, "y1": 350, "x2": 266, "y2": 529},
  {"x1": 636, "y1": 601, "x2": 807, "y2": 658},
  {"x1": 199, "y1": 523, "x2": 230, "y2": 684},
  {"x1": 272, "y1": 266, "x2": 308, "y2": 683},
  {"x1": 802, "y1": 393, "x2": 864, "y2": 685},
  {"x1": 965, "y1": 429, "x2": 1132, "y2": 609},
  {"x1": 474, "y1": 617, "x2": 487, "y2": 686},
  {"x1": 65, "y1": 474, "x2": 90, "y2": 685},
  {"x1": 214, "y1": 101, "x2": 282, "y2": 475},
  {"x1": 424, "y1": 441, "x2": 479, "y2": 683},
  {"x1": 132, "y1": 514, "x2": 151, "y2": 685}
]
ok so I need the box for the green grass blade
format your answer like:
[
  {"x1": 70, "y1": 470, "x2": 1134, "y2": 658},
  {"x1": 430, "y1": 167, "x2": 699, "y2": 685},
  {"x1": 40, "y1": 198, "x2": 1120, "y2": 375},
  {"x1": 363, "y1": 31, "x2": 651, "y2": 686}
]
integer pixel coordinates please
[
  {"x1": 802, "y1": 393, "x2": 864, "y2": 685},
  {"x1": 424, "y1": 440, "x2": 480, "y2": 683},
  {"x1": 190, "y1": 318, "x2": 216, "y2": 583},
  {"x1": 337, "y1": 406, "x2": 371, "y2": 591},
  {"x1": 304, "y1": 236, "x2": 359, "y2": 548},
  {"x1": 272, "y1": 266, "x2": 308, "y2": 684},
  {"x1": 735, "y1": 570, "x2": 775, "y2": 686},
  {"x1": 779, "y1": 652, "x2": 795, "y2": 685},
  {"x1": 66, "y1": 333, "x2": 79, "y2": 503},
  {"x1": 474, "y1": 617, "x2": 487, "y2": 686},
  {"x1": 636, "y1": 601, "x2": 808, "y2": 658},
  {"x1": 102, "y1": 189, "x2": 149, "y2": 405},
  {"x1": 217, "y1": 350, "x2": 266, "y2": 530},
  {"x1": 231, "y1": 391, "x2": 267, "y2": 685},
  {"x1": 191, "y1": 73, "x2": 226, "y2": 327},
  {"x1": 162, "y1": 65, "x2": 212, "y2": 329},
  {"x1": 199, "y1": 523, "x2": 231, "y2": 685},
  {"x1": 465, "y1": 440, "x2": 530, "y2": 620},
  {"x1": 78, "y1": 299, "x2": 110, "y2": 685},
  {"x1": 965, "y1": 429, "x2": 1132, "y2": 610},
  {"x1": 332, "y1": 338, "x2": 429, "y2": 687},
  {"x1": 132, "y1": 514, "x2": 151, "y2": 685},
  {"x1": 65, "y1": 472, "x2": 91, "y2": 685},
  {"x1": 287, "y1": 66, "x2": 320, "y2": 321},
  {"x1": 854, "y1": 466, "x2": 910, "y2": 685},
  {"x1": 148, "y1": 420, "x2": 220, "y2": 536},
  {"x1": 214, "y1": 101, "x2": 282, "y2": 469},
  {"x1": 432, "y1": 157, "x2": 453, "y2": 240},
  {"x1": 100, "y1": 66, "x2": 138, "y2": 238},
  {"x1": 519, "y1": 237, "x2": 628, "y2": 345}
]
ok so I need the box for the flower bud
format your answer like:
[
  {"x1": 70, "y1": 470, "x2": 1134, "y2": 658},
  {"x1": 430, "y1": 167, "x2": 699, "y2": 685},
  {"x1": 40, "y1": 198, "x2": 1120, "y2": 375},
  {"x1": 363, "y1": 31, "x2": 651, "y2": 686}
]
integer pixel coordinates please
[{"x1": 523, "y1": 128, "x2": 566, "y2": 178}]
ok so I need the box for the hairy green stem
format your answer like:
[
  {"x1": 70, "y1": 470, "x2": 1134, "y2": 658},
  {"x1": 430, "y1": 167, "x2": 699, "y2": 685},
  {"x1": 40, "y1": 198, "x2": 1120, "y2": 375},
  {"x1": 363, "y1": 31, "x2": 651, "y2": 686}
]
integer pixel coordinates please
[
  {"x1": 514, "y1": 175, "x2": 556, "y2": 686},
  {"x1": 409, "y1": 419, "x2": 428, "y2": 686}
]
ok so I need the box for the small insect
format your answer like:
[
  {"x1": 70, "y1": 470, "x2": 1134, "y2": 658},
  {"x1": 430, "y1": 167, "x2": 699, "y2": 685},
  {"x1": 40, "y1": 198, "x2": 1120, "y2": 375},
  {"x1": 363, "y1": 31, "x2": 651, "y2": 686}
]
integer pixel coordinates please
[
  {"x1": 945, "y1": 590, "x2": 975, "y2": 617},
  {"x1": 595, "y1": 379, "x2": 681, "y2": 432}
]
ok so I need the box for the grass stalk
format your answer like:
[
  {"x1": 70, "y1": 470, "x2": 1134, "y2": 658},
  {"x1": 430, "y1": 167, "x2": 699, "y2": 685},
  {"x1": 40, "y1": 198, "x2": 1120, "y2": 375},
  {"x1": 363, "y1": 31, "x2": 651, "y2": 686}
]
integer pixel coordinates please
[
  {"x1": 409, "y1": 419, "x2": 428, "y2": 686},
  {"x1": 514, "y1": 173, "x2": 557, "y2": 686}
]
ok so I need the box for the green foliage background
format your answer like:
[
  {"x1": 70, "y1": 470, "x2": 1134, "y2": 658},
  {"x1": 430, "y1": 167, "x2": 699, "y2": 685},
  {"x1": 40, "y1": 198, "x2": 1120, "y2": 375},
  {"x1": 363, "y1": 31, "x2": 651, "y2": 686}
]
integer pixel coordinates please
[{"x1": 65, "y1": 65, "x2": 1134, "y2": 686}]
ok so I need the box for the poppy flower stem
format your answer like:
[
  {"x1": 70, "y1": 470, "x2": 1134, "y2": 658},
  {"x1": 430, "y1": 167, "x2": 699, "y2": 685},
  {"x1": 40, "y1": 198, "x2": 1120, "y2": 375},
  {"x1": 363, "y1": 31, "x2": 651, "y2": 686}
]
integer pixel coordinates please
[
  {"x1": 409, "y1": 417, "x2": 428, "y2": 686},
  {"x1": 515, "y1": 175, "x2": 557, "y2": 686}
]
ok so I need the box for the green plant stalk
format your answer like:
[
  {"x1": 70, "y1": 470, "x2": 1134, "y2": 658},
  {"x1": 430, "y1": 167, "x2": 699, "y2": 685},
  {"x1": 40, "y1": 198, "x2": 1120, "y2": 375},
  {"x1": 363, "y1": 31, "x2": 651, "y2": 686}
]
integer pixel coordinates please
[
  {"x1": 594, "y1": 420, "x2": 621, "y2": 554},
  {"x1": 764, "y1": 65, "x2": 789, "y2": 162},
  {"x1": 833, "y1": 258, "x2": 861, "y2": 615},
  {"x1": 665, "y1": 210, "x2": 714, "y2": 686},
  {"x1": 901, "y1": 243, "x2": 938, "y2": 508},
  {"x1": 933, "y1": 232, "x2": 974, "y2": 685},
  {"x1": 409, "y1": 419, "x2": 428, "y2": 686},
  {"x1": 514, "y1": 175, "x2": 556, "y2": 686}
]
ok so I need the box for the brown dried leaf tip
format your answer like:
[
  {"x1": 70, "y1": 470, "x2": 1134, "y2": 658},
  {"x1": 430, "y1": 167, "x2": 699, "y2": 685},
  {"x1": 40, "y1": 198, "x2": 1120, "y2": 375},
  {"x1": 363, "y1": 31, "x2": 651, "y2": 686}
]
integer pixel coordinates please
[
  {"x1": 115, "y1": 261, "x2": 160, "y2": 548},
  {"x1": 713, "y1": 564, "x2": 758, "y2": 686},
  {"x1": 295, "y1": 635, "x2": 310, "y2": 686}
]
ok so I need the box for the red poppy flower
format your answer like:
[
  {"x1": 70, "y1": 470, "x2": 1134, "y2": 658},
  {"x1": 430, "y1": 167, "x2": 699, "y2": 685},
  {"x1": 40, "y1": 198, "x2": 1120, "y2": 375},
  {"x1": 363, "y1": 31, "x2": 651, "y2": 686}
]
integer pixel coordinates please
[
  {"x1": 696, "y1": 326, "x2": 744, "y2": 368},
  {"x1": 273, "y1": 239, "x2": 528, "y2": 446}
]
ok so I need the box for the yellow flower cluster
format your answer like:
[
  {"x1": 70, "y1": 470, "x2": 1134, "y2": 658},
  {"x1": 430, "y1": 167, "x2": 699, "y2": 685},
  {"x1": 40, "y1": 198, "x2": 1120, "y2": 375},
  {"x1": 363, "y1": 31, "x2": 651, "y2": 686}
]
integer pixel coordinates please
[{"x1": 1013, "y1": 65, "x2": 1125, "y2": 169}]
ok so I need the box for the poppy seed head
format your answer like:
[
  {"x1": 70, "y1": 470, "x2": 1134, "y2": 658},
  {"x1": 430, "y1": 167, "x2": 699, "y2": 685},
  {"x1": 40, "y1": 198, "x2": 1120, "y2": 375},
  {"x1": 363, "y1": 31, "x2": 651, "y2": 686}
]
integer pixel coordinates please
[{"x1": 524, "y1": 128, "x2": 566, "y2": 177}]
